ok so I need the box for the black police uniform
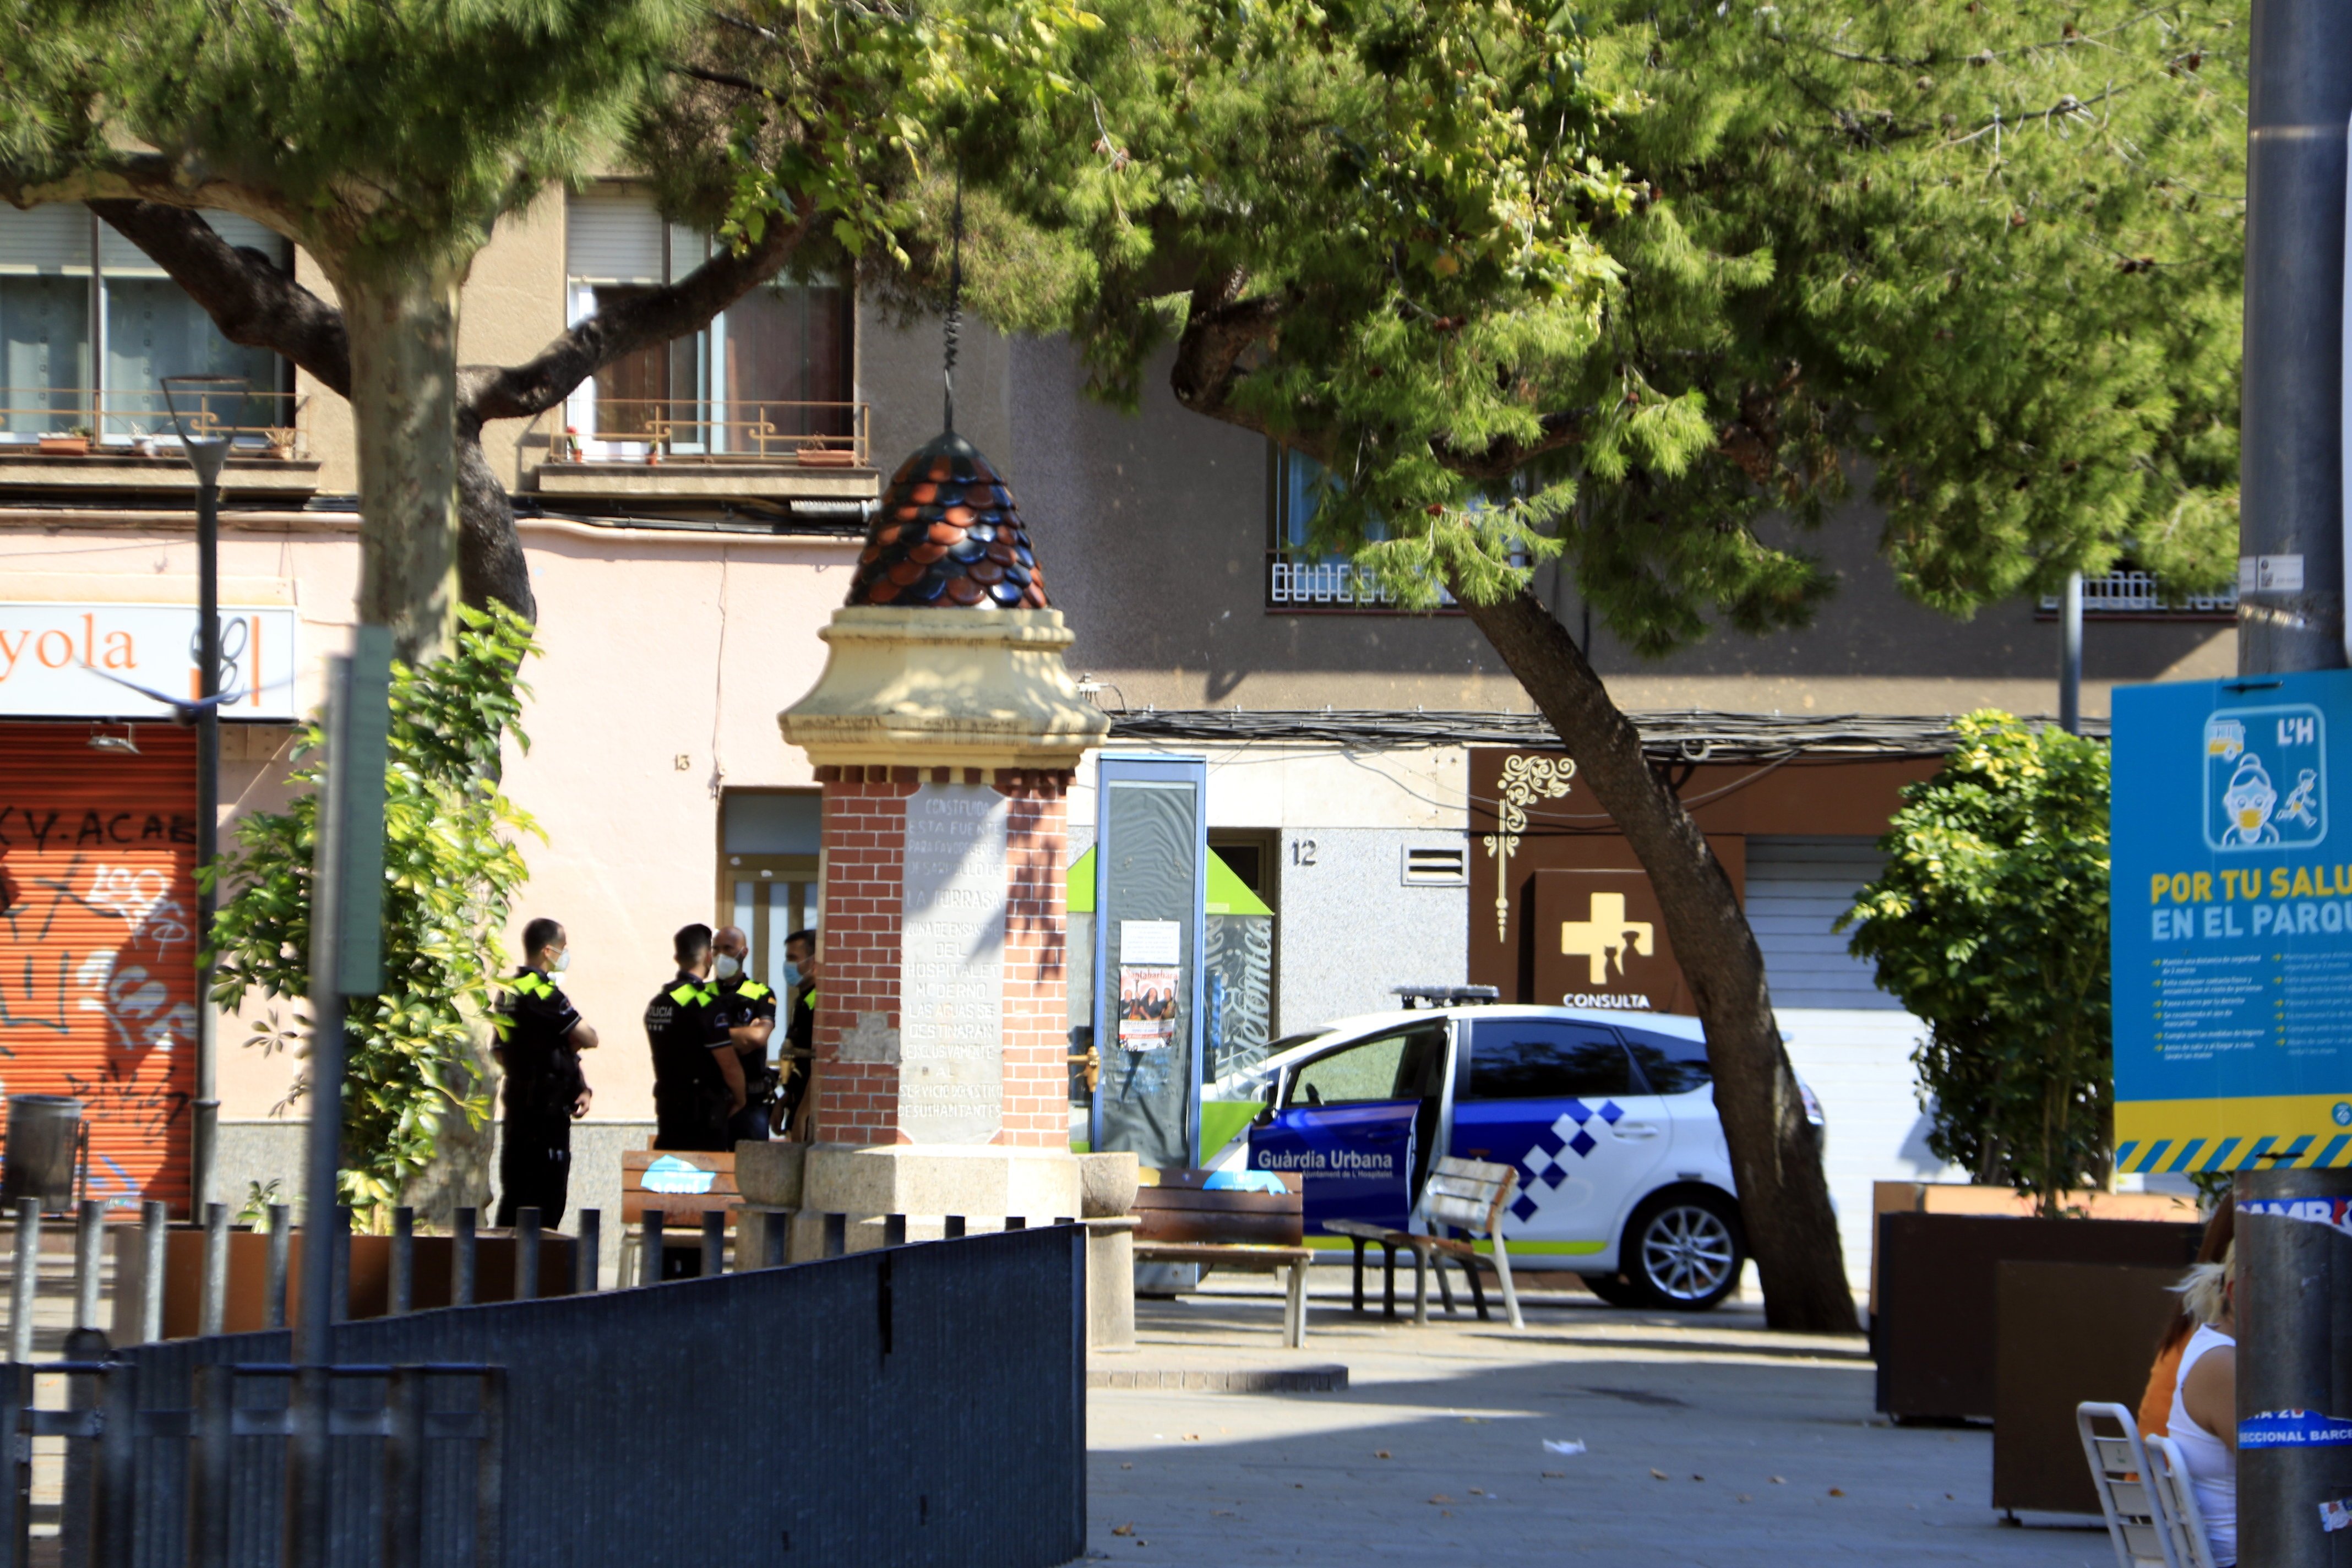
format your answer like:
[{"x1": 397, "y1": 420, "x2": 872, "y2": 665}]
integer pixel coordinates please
[
  {"x1": 493, "y1": 967, "x2": 585, "y2": 1227},
  {"x1": 715, "y1": 975, "x2": 780, "y2": 1144},
  {"x1": 781, "y1": 983, "x2": 817, "y2": 1128},
  {"x1": 645, "y1": 972, "x2": 734, "y2": 1151}
]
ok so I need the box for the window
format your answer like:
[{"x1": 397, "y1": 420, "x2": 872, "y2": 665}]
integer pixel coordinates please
[
  {"x1": 2035, "y1": 566, "x2": 2236, "y2": 622},
  {"x1": 1285, "y1": 1025, "x2": 1448, "y2": 1109},
  {"x1": 718, "y1": 790, "x2": 821, "y2": 988},
  {"x1": 0, "y1": 205, "x2": 290, "y2": 442},
  {"x1": 564, "y1": 188, "x2": 857, "y2": 462},
  {"x1": 1468, "y1": 1020, "x2": 1634, "y2": 1101},
  {"x1": 1622, "y1": 1030, "x2": 1712, "y2": 1096}
]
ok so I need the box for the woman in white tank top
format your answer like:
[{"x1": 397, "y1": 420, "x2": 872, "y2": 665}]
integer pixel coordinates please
[{"x1": 2167, "y1": 1244, "x2": 2237, "y2": 1566}]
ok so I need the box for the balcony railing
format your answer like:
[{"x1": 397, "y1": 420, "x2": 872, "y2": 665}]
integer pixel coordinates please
[
  {"x1": 0, "y1": 387, "x2": 309, "y2": 456},
  {"x1": 564, "y1": 400, "x2": 868, "y2": 466},
  {"x1": 2036, "y1": 569, "x2": 2237, "y2": 619},
  {"x1": 1266, "y1": 551, "x2": 1458, "y2": 612}
]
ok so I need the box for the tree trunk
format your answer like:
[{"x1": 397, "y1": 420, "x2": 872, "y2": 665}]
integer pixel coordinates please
[
  {"x1": 1455, "y1": 582, "x2": 1860, "y2": 1333},
  {"x1": 340, "y1": 266, "x2": 464, "y2": 663},
  {"x1": 455, "y1": 415, "x2": 536, "y2": 620}
]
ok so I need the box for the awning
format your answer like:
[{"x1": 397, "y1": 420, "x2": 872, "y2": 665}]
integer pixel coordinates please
[{"x1": 1065, "y1": 846, "x2": 1272, "y2": 916}]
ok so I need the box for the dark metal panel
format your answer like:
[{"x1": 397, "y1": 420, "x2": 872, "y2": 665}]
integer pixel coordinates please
[
  {"x1": 107, "y1": 1224, "x2": 1085, "y2": 1568},
  {"x1": 1991, "y1": 1262, "x2": 2186, "y2": 1515}
]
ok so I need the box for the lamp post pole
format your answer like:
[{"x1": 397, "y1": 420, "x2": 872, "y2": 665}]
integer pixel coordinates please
[
  {"x1": 164, "y1": 373, "x2": 245, "y2": 1223},
  {"x1": 2236, "y1": 4, "x2": 2352, "y2": 1563},
  {"x1": 187, "y1": 435, "x2": 226, "y2": 1221}
]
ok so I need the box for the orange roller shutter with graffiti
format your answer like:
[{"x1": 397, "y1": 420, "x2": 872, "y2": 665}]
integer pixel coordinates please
[{"x1": 0, "y1": 725, "x2": 197, "y2": 1213}]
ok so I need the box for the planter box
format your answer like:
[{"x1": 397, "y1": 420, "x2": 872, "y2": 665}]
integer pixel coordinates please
[
  {"x1": 1992, "y1": 1260, "x2": 2186, "y2": 1514},
  {"x1": 1872, "y1": 1211, "x2": 2201, "y2": 1420},
  {"x1": 1868, "y1": 1180, "x2": 2199, "y2": 1314},
  {"x1": 113, "y1": 1226, "x2": 578, "y2": 1342},
  {"x1": 34, "y1": 436, "x2": 88, "y2": 456}
]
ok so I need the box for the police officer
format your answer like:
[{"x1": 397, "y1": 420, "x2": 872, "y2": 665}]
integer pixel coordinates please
[
  {"x1": 710, "y1": 924, "x2": 778, "y2": 1144},
  {"x1": 644, "y1": 923, "x2": 744, "y2": 1151},
  {"x1": 779, "y1": 929, "x2": 820, "y2": 1139},
  {"x1": 493, "y1": 918, "x2": 598, "y2": 1227}
]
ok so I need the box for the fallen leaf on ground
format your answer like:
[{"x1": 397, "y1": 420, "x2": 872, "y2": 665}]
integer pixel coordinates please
[
  {"x1": 1542, "y1": 1472, "x2": 1566, "y2": 1479},
  {"x1": 1429, "y1": 1495, "x2": 1452, "y2": 1505},
  {"x1": 1119, "y1": 1463, "x2": 1133, "y2": 1471},
  {"x1": 1112, "y1": 1524, "x2": 1134, "y2": 1537},
  {"x1": 1828, "y1": 1488, "x2": 1845, "y2": 1498},
  {"x1": 1182, "y1": 1434, "x2": 1201, "y2": 1442},
  {"x1": 1375, "y1": 1451, "x2": 1391, "y2": 1460},
  {"x1": 1736, "y1": 1494, "x2": 1753, "y2": 1504},
  {"x1": 1650, "y1": 1469, "x2": 1668, "y2": 1480},
  {"x1": 1691, "y1": 1474, "x2": 1705, "y2": 1482},
  {"x1": 1469, "y1": 1488, "x2": 1484, "y2": 1496},
  {"x1": 1769, "y1": 1477, "x2": 1785, "y2": 1485}
]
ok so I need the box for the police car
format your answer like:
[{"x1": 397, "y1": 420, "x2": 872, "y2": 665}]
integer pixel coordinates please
[{"x1": 1231, "y1": 1001, "x2": 1822, "y2": 1310}]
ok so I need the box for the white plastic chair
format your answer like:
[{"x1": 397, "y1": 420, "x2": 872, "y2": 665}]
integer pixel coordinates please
[
  {"x1": 2144, "y1": 1435, "x2": 2220, "y2": 1568},
  {"x1": 2076, "y1": 1401, "x2": 2183, "y2": 1568}
]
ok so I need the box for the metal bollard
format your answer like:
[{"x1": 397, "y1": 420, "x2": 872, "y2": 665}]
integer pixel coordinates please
[
  {"x1": 200, "y1": 1202, "x2": 229, "y2": 1336},
  {"x1": 642, "y1": 1212, "x2": 664, "y2": 1285},
  {"x1": 883, "y1": 1214, "x2": 907, "y2": 1248},
  {"x1": 944, "y1": 1215, "x2": 966, "y2": 1240},
  {"x1": 265, "y1": 1204, "x2": 291, "y2": 1329},
  {"x1": 700, "y1": 1211, "x2": 725, "y2": 1277},
  {"x1": 514, "y1": 1207, "x2": 541, "y2": 1301},
  {"x1": 388, "y1": 1206, "x2": 415, "y2": 1315},
  {"x1": 9, "y1": 1199, "x2": 37, "y2": 1362},
  {"x1": 330, "y1": 1205, "x2": 352, "y2": 1325},
  {"x1": 140, "y1": 1200, "x2": 167, "y2": 1343},
  {"x1": 452, "y1": 1206, "x2": 477, "y2": 1307},
  {"x1": 823, "y1": 1212, "x2": 846, "y2": 1259},
  {"x1": 575, "y1": 1209, "x2": 601, "y2": 1294},
  {"x1": 72, "y1": 1199, "x2": 103, "y2": 1333}
]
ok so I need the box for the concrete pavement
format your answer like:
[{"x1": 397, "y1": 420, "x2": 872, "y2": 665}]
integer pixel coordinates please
[{"x1": 1081, "y1": 1282, "x2": 2114, "y2": 1566}]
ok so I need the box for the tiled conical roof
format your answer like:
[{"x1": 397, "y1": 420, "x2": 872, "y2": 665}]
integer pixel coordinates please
[{"x1": 846, "y1": 431, "x2": 1049, "y2": 609}]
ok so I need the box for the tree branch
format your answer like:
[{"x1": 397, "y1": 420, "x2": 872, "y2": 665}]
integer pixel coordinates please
[
  {"x1": 459, "y1": 199, "x2": 819, "y2": 424},
  {"x1": 86, "y1": 201, "x2": 352, "y2": 393}
]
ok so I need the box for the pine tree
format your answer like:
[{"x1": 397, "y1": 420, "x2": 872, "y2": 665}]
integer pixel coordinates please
[{"x1": 864, "y1": 0, "x2": 2244, "y2": 1330}]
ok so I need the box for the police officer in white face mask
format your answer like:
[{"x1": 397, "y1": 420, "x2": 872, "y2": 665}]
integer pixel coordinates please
[
  {"x1": 710, "y1": 925, "x2": 778, "y2": 1144},
  {"x1": 493, "y1": 918, "x2": 599, "y2": 1226}
]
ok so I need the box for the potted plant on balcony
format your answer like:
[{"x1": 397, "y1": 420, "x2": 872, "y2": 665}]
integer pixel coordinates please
[{"x1": 38, "y1": 426, "x2": 92, "y2": 456}]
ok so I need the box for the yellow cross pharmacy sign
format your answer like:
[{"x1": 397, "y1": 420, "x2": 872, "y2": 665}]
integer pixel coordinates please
[{"x1": 1559, "y1": 891, "x2": 1654, "y2": 984}]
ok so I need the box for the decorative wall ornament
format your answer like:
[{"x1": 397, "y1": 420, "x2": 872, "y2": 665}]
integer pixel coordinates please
[{"x1": 1483, "y1": 753, "x2": 1577, "y2": 942}]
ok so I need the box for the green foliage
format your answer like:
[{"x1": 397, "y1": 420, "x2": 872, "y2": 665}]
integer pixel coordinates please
[
  {"x1": 208, "y1": 605, "x2": 542, "y2": 1221},
  {"x1": 911, "y1": 0, "x2": 2244, "y2": 644},
  {"x1": 1840, "y1": 713, "x2": 2113, "y2": 1212},
  {"x1": 0, "y1": 0, "x2": 689, "y2": 279}
]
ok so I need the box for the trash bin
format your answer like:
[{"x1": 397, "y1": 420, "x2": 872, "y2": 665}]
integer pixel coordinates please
[{"x1": 1, "y1": 1095, "x2": 81, "y2": 1211}]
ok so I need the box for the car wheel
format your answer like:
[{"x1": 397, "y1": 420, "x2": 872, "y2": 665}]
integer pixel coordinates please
[{"x1": 1622, "y1": 1191, "x2": 1744, "y2": 1310}]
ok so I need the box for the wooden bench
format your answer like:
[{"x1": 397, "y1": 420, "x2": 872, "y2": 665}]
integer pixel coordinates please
[
  {"x1": 619, "y1": 1149, "x2": 742, "y2": 1283},
  {"x1": 1326, "y1": 1156, "x2": 1524, "y2": 1330},
  {"x1": 1131, "y1": 1169, "x2": 1314, "y2": 1348}
]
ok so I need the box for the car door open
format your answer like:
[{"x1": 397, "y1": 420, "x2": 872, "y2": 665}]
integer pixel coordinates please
[{"x1": 1249, "y1": 1022, "x2": 1449, "y2": 1235}]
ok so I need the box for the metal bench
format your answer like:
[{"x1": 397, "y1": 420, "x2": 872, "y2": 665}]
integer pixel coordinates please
[
  {"x1": 1130, "y1": 1169, "x2": 1314, "y2": 1348},
  {"x1": 1325, "y1": 1156, "x2": 1524, "y2": 1330}
]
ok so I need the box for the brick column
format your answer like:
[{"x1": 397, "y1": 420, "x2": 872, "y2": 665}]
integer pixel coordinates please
[{"x1": 809, "y1": 764, "x2": 1073, "y2": 1150}]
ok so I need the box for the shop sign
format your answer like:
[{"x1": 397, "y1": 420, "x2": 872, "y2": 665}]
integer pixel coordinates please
[
  {"x1": 0, "y1": 602, "x2": 298, "y2": 721},
  {"x1": 2113, "y1": 671, "x2": 2352, "y2": 1174}
]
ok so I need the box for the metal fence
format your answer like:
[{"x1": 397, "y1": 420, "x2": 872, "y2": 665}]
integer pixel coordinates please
[{"x1": 5, "y1": 1224, "x2": 1086, "y2": 1568}]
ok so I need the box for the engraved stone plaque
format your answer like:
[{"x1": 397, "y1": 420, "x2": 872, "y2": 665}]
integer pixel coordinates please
[{"x1": 899, "y1": 782, "x2": 1008, "y2": 1144}]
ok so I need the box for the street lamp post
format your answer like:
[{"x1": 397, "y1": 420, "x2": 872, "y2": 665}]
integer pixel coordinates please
[{"x1": 161, "y1": 375, "x2": 246, "y2": 1221}]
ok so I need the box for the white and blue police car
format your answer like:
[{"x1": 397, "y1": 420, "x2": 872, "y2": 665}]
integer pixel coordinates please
[{"x1": 1224, "y1": 1001, "x2": 1823, "y2": 1310}]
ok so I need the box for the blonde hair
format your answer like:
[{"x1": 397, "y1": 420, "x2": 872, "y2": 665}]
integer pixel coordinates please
[{"x1": 2174, "y1": 1240, "x2": 2236, "y2": 1327}]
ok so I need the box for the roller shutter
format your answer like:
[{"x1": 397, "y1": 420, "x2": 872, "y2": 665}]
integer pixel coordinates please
[
  {"x1": 0, "y1": 724, "x2": 198, "y2": 1212},
  {"x1": 1746, "y1": 835, "x2": 1902, "y2": 1010}
]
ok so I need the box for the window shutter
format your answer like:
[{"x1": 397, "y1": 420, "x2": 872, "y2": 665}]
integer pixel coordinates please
[
  {"x1": 1745, "y1": 836, "x2": 1902, "y2": 1009},
  {"x1": 567, "y1": 188, "x2": 665, "y2": 284},
  {"x1": 0, "y1": 205, "x2": 91, "y2": 273}
]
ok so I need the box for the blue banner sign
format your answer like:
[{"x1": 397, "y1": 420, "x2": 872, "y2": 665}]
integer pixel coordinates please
[{"x1": 2113, "y1": 671, "x2": 2352, "y2": 1174}]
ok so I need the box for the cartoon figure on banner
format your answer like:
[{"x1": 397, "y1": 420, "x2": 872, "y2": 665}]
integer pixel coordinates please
[
  {"x1": 2206, "y1": 706, "x2": 2328, "y2": 851},
  {"x1": 1118, "y1": 965, "x2": 1178, "y2": 1050}
]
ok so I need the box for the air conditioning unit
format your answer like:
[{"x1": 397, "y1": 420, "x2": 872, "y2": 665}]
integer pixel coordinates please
[{"x1": 1401, "y1": 845, "x2": 1467, "y2": 886}]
